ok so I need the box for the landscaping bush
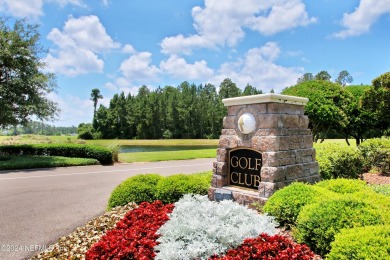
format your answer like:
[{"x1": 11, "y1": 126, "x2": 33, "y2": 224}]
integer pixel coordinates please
[
  {"x1": 107, "y1": 174, "x2": 163, "y2": 209},
  {"x1": 314, "y1": 142, "x2": 363, "y2": 179},
  {"x1": 156, "y1": 173, "x2": 211, "y2": 203},
  {"x1": 263, "y1": 182, "x2": 335, "y2": 228},
  {"x1": 359, "y1": 137, "x2": 390, "y2": 174},
  {"x1": 369, "y1": 184, "x2": 390, "y2": 196},
  {"x1": 209, "y1": 233, "x2": 315, "y2": 260},
  {"x1": 294, "y1": 197, "x2": 385, "y2": 256},
  {"x1": 155, "y1": 195, "x2": 277, "y2": 260},
  {"x1": 0, "y1": 144, "x2": 113, "y2": 165},
  {"x1": 327, "y1": 225, "x2": 390, "y2": 260},
  {"x1": 315, "y1": 178, "x2": 372, "y2": 194}
]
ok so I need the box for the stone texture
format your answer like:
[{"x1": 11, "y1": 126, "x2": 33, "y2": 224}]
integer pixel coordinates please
[{"x1": 211, "y1": 98, "x2": 320, "y2": 201}]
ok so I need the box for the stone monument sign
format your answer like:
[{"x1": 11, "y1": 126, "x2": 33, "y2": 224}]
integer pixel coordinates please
[{"x1": 209, "y1": 93, "x2": 320, "y2": 204}]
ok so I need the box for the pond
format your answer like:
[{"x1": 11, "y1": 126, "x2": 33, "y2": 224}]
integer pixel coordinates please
[{"x1": 119, "y1": 145, "x2": 217, "y2": 153}]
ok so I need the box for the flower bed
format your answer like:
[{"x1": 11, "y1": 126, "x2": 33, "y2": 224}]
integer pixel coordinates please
[{"x1": 85, "y1": 195, "x2": 315, "y2": 260}]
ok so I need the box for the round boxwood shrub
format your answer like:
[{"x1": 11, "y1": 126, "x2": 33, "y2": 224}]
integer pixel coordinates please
[
  {"x1": 108, "y1": 174, "x2": 163, "y2": 209},
  {"x1": 294, "y1": 197, "x2": 385, "y2": 256},
  {"x1": 327, "y1": 225, "x2": 390, "y2": 260},
  {"x1": 315, "y1": 178, "x2": 372, "y2": 194},
  {"x1": 156, "y1": 174, "x2": 210, "y2": 204},
  {"x1": 314, "y1": 143, "x2": 363, "y2": 179},
  {"x1": 263, "y1": 182, "x2": 335, "y2": 228}
]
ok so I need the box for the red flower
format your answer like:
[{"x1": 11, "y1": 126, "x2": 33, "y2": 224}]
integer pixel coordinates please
[
  {"x1": 209, "y1": 233, "x2": 315, "y2": 260},
  {"x1": 86, "y1": 201, "x2": 173, "y2": 260}
]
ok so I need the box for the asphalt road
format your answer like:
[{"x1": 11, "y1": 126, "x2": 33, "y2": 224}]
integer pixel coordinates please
[{"x1": 0, "y1": 158, "x2": 214, "y2": 260}]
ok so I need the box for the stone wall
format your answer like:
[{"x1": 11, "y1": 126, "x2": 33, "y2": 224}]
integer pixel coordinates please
[{"x1": 209, "y1": 94, "x2": 320, "y2": 204}]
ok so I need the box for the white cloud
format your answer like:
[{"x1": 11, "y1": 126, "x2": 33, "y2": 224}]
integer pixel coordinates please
[
  {"x1": 333, "y1": 0, "x2": 390, "y2": 38},
  {"x1": 47, "y1": 92, "x2": 93, "y2": 126},
  {"x1": 45, "y1": 15, "x2": 120, "y2": 76},
  {"x1": 0, "y1": 0, "x2": 43, "y2": 19},
  {"x1": 209, "y1": 42, "x2": 302, "y2": 93},
  {"x1": 119, "y1": 52, "x2": 160, "y2": 83},
  {"x1": 160, "y1": 55, "x2": 214, "y2": 80},
  {"x1": 122, "y1": 44, "x2": 136, "y2": 54},
  {"x1": 160, "y1": 0, "x2": 315, "y2": 55},
  {"x1": 0, "y1": 0, "x2": 85, "y2": 19}
]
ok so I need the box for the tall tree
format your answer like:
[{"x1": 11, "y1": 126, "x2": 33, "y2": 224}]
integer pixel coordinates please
[
  {"x1": 0, "y1": 18, "x2": 59, "y2": 128},
  {"x1": 314, "y1": 70, "x2": 332, "y2": 81},
  {"x1": 218, "y1": 78, "x2": 241, "y2": 99},
  {"x1": 282, "y1": 80, "x2": 350, "y2": 141},
  {"x1": 297, "y1": 73, "x2": 314, "y2": 84},
  {"x1": 242, "y1": 84, "x2": 263, "y2": 96},
  {"x1": 90, "y1": 88, "x2": 103, "y2": 115},
  {"x1": 335, "y1": 70, "x2": 353, "y2": 86}
]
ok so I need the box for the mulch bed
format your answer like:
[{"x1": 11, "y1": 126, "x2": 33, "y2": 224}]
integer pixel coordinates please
[{"x1": 362, "y1": 172, "x2": 390, "y2": 185}]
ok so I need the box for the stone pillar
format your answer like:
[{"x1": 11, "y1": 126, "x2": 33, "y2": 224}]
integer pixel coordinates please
[{"x1": 208, "y1": 93, "x2": 320, "y2": 205}]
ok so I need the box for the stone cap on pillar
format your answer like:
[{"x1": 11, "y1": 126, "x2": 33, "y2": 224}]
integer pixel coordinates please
[{"x1": 223, "y1": 93, "x2": 309, "y2": 106}]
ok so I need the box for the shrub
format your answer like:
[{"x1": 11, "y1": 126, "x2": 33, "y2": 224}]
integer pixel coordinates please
[
  {"x1": 86, "y1": 201, "x2": 173, "y2": 260},
  {"x1": 0, "y1": 144, "x2": 113, "y2": 165},
  {"x1": 263, "y1": 182, "x2": 334, "y2": 228},
  {"x1": 155, "y1": 195, "x2": 277, "y2": 260},
  {"x1": 315, "y1": 178, "x2": 372, "y2": 194},
  {"x1": 294, "y1": 197, "x2": 385, "y2": 256},
  {"x1": 107, "y1": 174, "x2": 163, "y2": 209},
  {"x1": 314, "y1": 142, "x2": 363, "y2": 179},
  {"x1": 369, "y1": 184, "x2": 390, "y2": 196},
  {"x1": 359, "y1": 137, "x2": 390, "y2": 174},
  {"x1": 210, "y1": 233, "x2": 315, "y2": 260},
  {"x1": 156, "y1": 173, "x2": 210, "y2": 203},
  {"x1": 327, "y1": 225, "x2": 390, "y2": 260}
]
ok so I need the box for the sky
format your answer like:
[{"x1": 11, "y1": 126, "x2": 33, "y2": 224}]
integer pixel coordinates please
[{"x1": 1, "y1": 0, "x2": 390, "y2": 127}]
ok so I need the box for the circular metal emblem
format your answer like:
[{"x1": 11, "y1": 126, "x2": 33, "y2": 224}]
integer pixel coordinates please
[{"x1": 237, "y1": 113, "x2": 256, "y2": 134}]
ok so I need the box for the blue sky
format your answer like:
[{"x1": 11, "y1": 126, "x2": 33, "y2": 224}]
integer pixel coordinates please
[{"x1": 1, "y1": 0, "x2": 389, "y2": 126}]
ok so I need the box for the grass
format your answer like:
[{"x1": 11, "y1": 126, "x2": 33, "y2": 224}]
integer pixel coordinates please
[
  {"x1": 0, "y1": 155, "x2": 99, "y2": 171},
  {"x1": 119, "y1": 148, "x2": 216, "y2": 163}
]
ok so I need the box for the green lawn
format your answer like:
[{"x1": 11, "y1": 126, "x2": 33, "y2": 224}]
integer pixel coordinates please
[{"x1": 119, "y1": 148, "x2": 216, "y2": 163}]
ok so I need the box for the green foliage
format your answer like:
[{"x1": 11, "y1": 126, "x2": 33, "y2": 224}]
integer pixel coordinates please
[
  {"x1": 282, "y1": 80, "x2": 350, "y2": 140},
  {"x1": 0, "y1": 143, "x2": 113, "y2": 165},
  {"x1": 77, "y1": 123, "x2": 95, "y2": 140},
  {"x1": 314, "y1": 142, "x2": 363, "y2": 179},
  {"x1": 107, "y1": 174, "x2": 163, "y2": 209},
  {"x1": 369, "y1": 184, "x2": 390, "y2": 197},
  {"x1": 107, "y1": 171, "x2": 212, "y2": 208},
  {"x1": 315, "y1": 178, "x2": 371, "y2": 194},
  {"x1": 294, "y1": 197, "x2": 385, "y2": 256},
  {"x1": 263, "y1": 182, "x2": 334, "y2": 228},
  {"x1": 0, "y1": 18, "x2": 59, "y2": 128},
  {"x1": 0, "y1": 155, "x2": 99, "y2": 170},
  {"x1": 314, "y1": 70, "x2": 331, "y2": 81},
  {"x1": 327, "y1": 225, "x2": 390, "y2": 260},
  {"x1": 359, "y1": 137, "x2": 390, "y2": 174},
  {"x1": 156, "y1": 173, "x2": 211, "y2": 204},
  {"x1": 335, "y1": 70, "x2": 353, "y2": 86}
]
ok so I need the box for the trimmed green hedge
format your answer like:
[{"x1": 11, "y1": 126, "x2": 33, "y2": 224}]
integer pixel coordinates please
[
  {"x1": 155, "y1": 173, "x2": 211, "y2": 204},
  {"x1": 315, "y1": 178, "x2": 372, "y2": 194},
  {"x1": 107, "y1": 174, "x2": 163, "y2": 208},
  {"x1": 327, "y1": 225, "x2": 390, "y2": 260},
  {"x1": 314, "y1": 143, "x2": 363, "y2": 179},
  {"x1": 0, "y1": 144, "x2": 113, "y2": 165},
  {"x1": 263, "y1": 182, "x2": 335, "y2": 228},
  {"x1": 107, "y1": 171, "x2": 213, "y2": 209},
  {"x1": 294, "y1": 196, "x2": 385, "y2": 256}
]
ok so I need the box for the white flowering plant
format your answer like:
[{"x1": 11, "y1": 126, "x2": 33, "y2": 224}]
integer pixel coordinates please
[{"x1": 154, "y1": 194, "x2": 278, "y2": 260}]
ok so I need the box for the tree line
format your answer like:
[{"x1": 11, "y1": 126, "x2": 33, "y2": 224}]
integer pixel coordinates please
[{"x1": 80, "y1": 79, "x2": 262, "y2": 139}]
